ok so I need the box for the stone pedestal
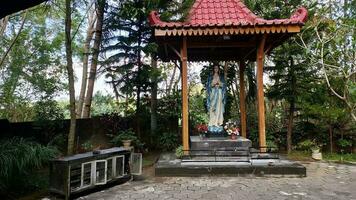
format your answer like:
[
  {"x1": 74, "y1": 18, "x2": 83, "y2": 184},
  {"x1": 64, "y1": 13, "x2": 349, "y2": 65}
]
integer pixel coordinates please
[
  {"x1": 190, "y1": 136, "x2": 252, "y2": 150},
  {"x1": 190, "y1": 136, "x2": 252, "y2": 156}
]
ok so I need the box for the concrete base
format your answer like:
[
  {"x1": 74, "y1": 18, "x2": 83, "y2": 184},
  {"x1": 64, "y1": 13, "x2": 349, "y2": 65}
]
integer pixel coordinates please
[
  {"x1": 190, "y1": 136, "x2": 252, "y2": 150},
  {"x1": 155, "y1": 153, "x2": 306, "y2": 177}
]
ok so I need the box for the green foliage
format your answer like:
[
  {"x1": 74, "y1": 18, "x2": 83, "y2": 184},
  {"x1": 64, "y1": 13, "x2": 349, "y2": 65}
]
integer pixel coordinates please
[
  {"x1": 113, "y1": 129, "x2": 137, "y2": 141},
  {"x1": 0, "y1": 4, "x2": 68, "y2": 122},
  {"x1": 297, "y1": 139, "x2": 318, "y2": 152},
  {"x1": 91, "y1": 91, "x2": 119, "y2": 116},
  {"x1": 323, "y1": 153, "x2": 356, "y2": 162},
  {"x1": 266, "y1": 140, "x2": 278, "y2": 150},
  {"x1": 0, "y1": 137, "x2": 58, "y2": 193},
  {"x1": 337, "y1": 139, "x2": 353, "y2": 153},
  {"x1": 81, "y1": 141, "x2": 94, "y2": 152},
  {"x1": 158, "y1": 132, "x2": 179, "y2": 151},
  {"x1": 33, "y1": 99, "x2": 65, "y2": 121},
  {"x1": 111, "y1": 129, "x2": 144, "y2": 150},
  {"x1": 189, "y1": 92, "x2": 209, "y2": 128},
  {"x1": 175, "y1": 145, "x2": 184, "y2": 159}
]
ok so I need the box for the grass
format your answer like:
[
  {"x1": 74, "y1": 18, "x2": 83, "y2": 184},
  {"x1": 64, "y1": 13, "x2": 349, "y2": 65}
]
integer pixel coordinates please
[
  {"x1": 286, "y1": 151, "x2": 314, "y2": 161},
  {"x1": 323, "y1": 153, "x2": 356, "y2": 163},
  {"x1": 142, "y1": 151, "x2": 160, "y2": 167},
  {"x1": 286, "y1": 150, "x2": 356, "y2": 163}
]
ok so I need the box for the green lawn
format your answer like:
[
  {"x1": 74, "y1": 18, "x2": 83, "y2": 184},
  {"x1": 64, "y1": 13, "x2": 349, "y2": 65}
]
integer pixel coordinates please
[
  {"x1": 287, "y1": 151, "x2": 356, "y2": 163},
  {"x1": 287, "y1": 151, "x2": 314, "y2": 161},
  {"x1": 323, "y1": 153, "x2": 356, "y2": 162}
]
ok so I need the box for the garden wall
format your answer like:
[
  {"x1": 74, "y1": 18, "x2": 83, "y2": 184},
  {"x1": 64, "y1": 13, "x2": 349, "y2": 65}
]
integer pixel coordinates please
[{"x1": 0, "y1": 114, "x2": 179, "y2": 152}]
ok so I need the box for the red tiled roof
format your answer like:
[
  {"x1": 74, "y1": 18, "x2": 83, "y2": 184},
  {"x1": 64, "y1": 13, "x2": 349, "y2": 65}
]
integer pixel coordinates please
[{"x1": 149, "y1": 0, "x2": 308, "y2": 28}]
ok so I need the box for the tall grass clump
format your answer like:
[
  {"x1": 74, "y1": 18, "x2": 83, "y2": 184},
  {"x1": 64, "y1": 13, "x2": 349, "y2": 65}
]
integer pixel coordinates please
[{"x1": 0, "y1": 137, "x2": 59, "y2": 197}]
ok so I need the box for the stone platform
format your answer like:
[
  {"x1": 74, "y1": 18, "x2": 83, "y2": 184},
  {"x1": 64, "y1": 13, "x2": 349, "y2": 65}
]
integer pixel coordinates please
[
  {"x1": 155, "y1": 136, "x2": 306, "y2": 177},
  {"x1": 155, "y1": 153, "x2": 306, "y2": 177}
]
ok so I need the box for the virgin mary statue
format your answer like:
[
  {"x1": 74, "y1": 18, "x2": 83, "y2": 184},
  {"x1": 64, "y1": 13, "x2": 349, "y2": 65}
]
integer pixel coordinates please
[{"x1": 206, "y1": 65, "x2": 226, "y2": 133}]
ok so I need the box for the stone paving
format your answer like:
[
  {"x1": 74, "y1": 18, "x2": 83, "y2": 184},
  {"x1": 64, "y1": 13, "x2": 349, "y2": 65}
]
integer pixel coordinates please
[{"x1": 78, "y1": 162, "x2": 356, "y2": 200}]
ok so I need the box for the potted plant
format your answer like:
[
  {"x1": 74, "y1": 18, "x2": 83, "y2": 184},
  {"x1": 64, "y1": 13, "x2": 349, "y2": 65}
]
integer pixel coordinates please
[
  {"x1": 311, "y1": 144, "x2": 322, "y2": 160},
  {"x1": 297, "y1": 139, "x2": 322, "y2": 160},
  {"x1": 111, "y1": 129, "x2": 137, "y2": 148}
]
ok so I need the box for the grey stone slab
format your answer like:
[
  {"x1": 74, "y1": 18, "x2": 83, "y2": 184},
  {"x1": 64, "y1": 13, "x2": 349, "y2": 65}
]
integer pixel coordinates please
[
  {"x1": 156, "y1": 153, "x2": 306, "y2": 177},
  {"x1": 75, "y1": 160, "x2": 356, "y2": 200}
]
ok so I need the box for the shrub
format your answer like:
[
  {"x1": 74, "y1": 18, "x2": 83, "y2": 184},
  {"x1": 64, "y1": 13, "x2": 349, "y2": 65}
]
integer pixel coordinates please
[
  {"x1": 337, "y1": 139, "x2": 353, "y2": 153},
  {"x1": 81, "y1": 141, "x2": 94, "y2": 152},
  {"x1": 297, "y1": 139, "x2": 319, "y2": 152},
  {"x1": 158, "y1": 132, "x2": 179, "y2": 151},
  {"x1": 266, "y1": 140, "x2": 278, "y2": 151},
  {"x1": 175, "y1": 145, "x2": 184, "y2": 158},
  {"x1": 0, "y1": 137, "x2": 59, "y2": 195}
]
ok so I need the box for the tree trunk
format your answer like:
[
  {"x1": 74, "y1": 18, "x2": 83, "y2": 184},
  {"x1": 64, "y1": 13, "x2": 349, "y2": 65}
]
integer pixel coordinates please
[
  {"x1": 77, "y1": 8, "x2": 96, "y2": 118},
  {"x1": 286, "y1": 101, "x2": 295, "y2": 154},
  {"x1": 65, "y1": 0, "x2": 76, "y2": 155},
  {"x1": 167, "y1": 62, "x2": 177, "y2": 96},
  {"x1": 0, "y1": 11, "x2": 27, "y2": 69},
  {"x1": 135, "y1": 20, "x2": 143, "y2": 138},
  {"x1": 287, "y1": 56, "x2": 296, "y2": 154},
  {"x1": 173, "y1": 68, "x2": 181, "y2": 93},
  {"x1": 82, "y1": 0, "x2": 105, "y2": 118},
  {"x1": 150, "y1": 57, "x2": 158, "y2": 145},
  {"x1": 329, "y1": 125, "x2": 333, "y2": 153},
  {"x1": 0, "y1": 16, "x2": 9, "y2": 36}
]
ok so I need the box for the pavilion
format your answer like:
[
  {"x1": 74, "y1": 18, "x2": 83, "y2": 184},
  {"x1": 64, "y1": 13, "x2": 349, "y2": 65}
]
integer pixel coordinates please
[{"x1": 149, "y1": 0, "x2": 308, "y2": 152}]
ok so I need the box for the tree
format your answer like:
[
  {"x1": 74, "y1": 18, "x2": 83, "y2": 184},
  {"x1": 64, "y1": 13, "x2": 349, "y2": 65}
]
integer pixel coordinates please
[
  {"x1": 0, "y1": 5, "x2": 67, "y2": 122},
  {"x1": 267, "y1": 41, "x2": 317, "y2": 153},
  {"x1": 244, "y1": 0, "x2": 317, "y2": 153},
  {"x1": 82, "y1": 0, "x2": 106, "y2": 118},
  {"x1": 65, "y1": 0, "x2": 76, "y2": 155},
  {"x1": 298, "y1": 17, "x2": 356, "y2": 121},
  {"x1": 102, "y1": 0, "x2": 188, "y2": 136},
  {"x1": 77, "y1": 2, "x2": 96, "y2": 118}
]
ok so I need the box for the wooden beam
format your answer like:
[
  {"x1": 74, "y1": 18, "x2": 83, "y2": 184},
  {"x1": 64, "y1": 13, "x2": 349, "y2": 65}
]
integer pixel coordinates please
[
  {"x1": 180, "y1": 37, "x2": 189, "y2": 152},
  {"x1": 257, "y1": 34, "x2": 267, "y2": 152},
  {"x1": 168, "y1": 44, "x2": 181, "y2": 60},
  {"x1": 239, "y1": 61, "x2": 247, "y2": 138}
]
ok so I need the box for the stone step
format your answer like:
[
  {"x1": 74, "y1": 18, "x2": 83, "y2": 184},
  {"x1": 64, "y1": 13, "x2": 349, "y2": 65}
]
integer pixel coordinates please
[
  {"x1": 182, "y1": 156, "x2": 250, "y2": 162},
  {"x1": 189, "y1": 149, "x2": 250, "y2": 156}
]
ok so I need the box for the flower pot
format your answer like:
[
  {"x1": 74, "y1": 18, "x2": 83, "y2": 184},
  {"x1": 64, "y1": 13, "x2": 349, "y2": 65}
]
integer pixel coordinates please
[
  {"x1": 122, "y1": 140, "x2": 132, "y2": 148},
  {"x1": 311, "y1": 148, "x2": 322, "y2": 160},
  {"x1": 312, "y1": 152, "x2": 322, "y2": 160},
  {"x1": 231, "y1": 134, "x2": 237, "y2": 140}
]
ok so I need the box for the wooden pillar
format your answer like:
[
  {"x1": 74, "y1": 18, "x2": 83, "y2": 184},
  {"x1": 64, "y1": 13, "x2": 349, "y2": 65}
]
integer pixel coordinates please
[
  {"x1": 180, "y1": 37, "x2": 189, "y2": 152},
  {"x1": 239, "y1": 61, "x2": 247, "y2": 138},
  {"x1": 257, "y1": 35, "x2": 267, "y2": 151}
]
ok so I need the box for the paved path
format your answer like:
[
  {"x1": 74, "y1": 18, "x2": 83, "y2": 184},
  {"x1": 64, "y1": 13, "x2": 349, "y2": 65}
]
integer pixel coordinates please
[{"x1": 78, "y1": 162, "x2": 356, "y2": 200}]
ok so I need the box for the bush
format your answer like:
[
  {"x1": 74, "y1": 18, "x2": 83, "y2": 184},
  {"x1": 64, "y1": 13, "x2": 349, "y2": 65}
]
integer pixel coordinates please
[
  {"x1": 0, "y1": 137, "x2": 59, "y2": 196},
  {"x1": 297, "y1": 139, "x2": 320, "y2": 152},
  {"x1": 175, "y1": 145, "x2": 184, "y2": 158},
  {"x1": 337, "y1": 139, "x2": 353, "y2": 153},
  {"x1": 266, "y1": 140, "x2": 278, "y2": 151},
  {"x1": 158, "y1": 132, "x2": 179, "y2": 151}
]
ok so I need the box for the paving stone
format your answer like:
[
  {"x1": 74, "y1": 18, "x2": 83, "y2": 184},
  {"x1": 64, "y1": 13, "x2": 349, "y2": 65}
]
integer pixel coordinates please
[{"x1": 75, "y1": 162, "x2": 356, "y2": 200}]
